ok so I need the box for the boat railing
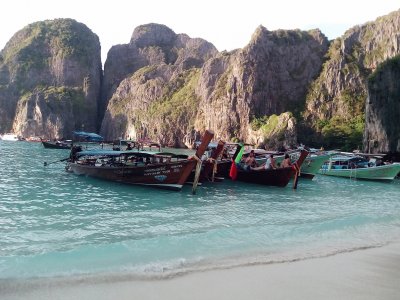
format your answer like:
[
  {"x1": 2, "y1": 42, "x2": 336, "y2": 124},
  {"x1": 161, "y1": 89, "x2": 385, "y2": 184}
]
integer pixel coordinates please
[{"x1": 74, "y1": 151, "x2": 190, "y2": 168}]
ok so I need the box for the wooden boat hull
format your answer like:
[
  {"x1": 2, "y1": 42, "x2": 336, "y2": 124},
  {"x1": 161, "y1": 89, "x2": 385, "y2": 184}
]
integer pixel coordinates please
[
  {"x1": 235, "y1": 167, "x2": 295, "y2": 187},
  {"x1": 69, "y1": 160, "x2": 197, "y2": 191},
  {"x1": 215, "y1": 149, "x2": 309, "y2": 187},
  {"x1": 318, "y1": 163, "x2": 400, "y2": 181},
  {"x1": 187, "y1": 140, "x2": 226, "y2": 183},
  {"x1": 296, "y1": 153, "x2": 331, "y2": 179},
  {"x1": 257, "y1": 153, "x2": 331, "y2": 179},
  {"x1": 42, "y1": 141, "x2": 71, "y2": 149},
  {"x1": 214, "y1": 161, "x2": 296, "y2": 187},
  {"x1": 67, "y1": 130, "x2": 215, "y2": 191}
]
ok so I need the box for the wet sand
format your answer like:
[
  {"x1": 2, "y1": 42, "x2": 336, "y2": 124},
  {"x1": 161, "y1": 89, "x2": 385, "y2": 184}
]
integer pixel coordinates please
[{"x1": 2, "y1": 242, "x2": 400, "y2": 300}]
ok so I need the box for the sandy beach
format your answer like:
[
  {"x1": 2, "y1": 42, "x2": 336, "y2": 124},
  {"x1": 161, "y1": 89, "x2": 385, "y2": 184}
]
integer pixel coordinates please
[{"x1": 2, "y1": 242, "x2": 400, "y2": 300}]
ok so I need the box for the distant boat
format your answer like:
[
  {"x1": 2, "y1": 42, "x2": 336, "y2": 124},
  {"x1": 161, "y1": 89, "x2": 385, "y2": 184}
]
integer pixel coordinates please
[
  {"x1": 26, "y1": 136, "x2": 43, "y2": 142},
  {"x1": 111, "y1": 139, "x2": 161, "y2": 152},
  {"x1": 0, "y1": 133, "x2": 19, "y2": 141},
  {"x1": 287, "y1": 152, "x2": 332, "y2": 179},
  {"x1": 42, "y1": 131, "x2": 104, "y2": 150},
  {"x1": 66, "y1": 130, "x2": 214, "y2": 191},
  {"x1": 42, "y1": 140, "x2": 72, "y2": 149},
  {"x1": 318, "y1": 154, "x2": 400, "y2": 181}
]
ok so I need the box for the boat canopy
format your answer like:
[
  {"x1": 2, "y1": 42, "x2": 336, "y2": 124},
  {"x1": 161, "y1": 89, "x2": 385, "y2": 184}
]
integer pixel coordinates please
[
  {"x1": 331, "y1": 155, "x2": 368, "y2": 162},
  {"x1": 194, "y1": 141, "x2": 253, "y2": 149},
  {"x1": 76, "y1": 149, "x2": 188, "y2": 159},
  {"x1": 73, "y1": 131, "x2": 104, "y2": 142}
]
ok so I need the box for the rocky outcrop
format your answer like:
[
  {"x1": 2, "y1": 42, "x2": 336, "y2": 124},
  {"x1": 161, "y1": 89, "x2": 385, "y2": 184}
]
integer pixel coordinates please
[
  {"x1": 101, "y1": 25, "x2": 328, "y2": 148},
  {"x1": 302, "y1": 10, "x2": 400, "y2": 150},
  {"x1": 248, "y1": 112, "x2": 298, "y2": 150},
  {"x1": 364, "y1": 55, "x2": 400, "y2": 152},
  {"x1": 3, "y1": 11, "x2": 400, "y2": 150},
  {"x1": 0, "y1": 19, "x2": 101, "y2": 138},
  {"x1": 100, "y1": 23, "x2": 218, "y2": 146},
  {"x1": 194, "y1": 26, "x2": 328, "y2": 148}
]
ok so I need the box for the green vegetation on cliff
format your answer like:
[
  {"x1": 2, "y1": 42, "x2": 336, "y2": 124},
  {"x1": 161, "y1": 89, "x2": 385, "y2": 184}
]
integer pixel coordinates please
[
  {"x1": 302, "y1": 10, "x2": 400, "y2": 151},
  {"x1": 368, "y1": 55, "x2": 400, "y2": 83},
  {"x1": 319, "y1": 115, "x2": 364, "y2": 151},
  {"x1": 2, "y1": 19, "x2": 99, "y2": 74},
  {"x1": 19, "y1": 85, "x2": 85, "y2": 110},
  {"x1": 367, "y1": 55, "x2": 400, "y2": 152},
  {"x1": 251, "y1": 112, "x2": 294, "y2": 147},
  {"x1": 148, "y1": 68, "x2": 200, "y2": 130},
  {"x1": 303, "y1": 37, "x2": 369, "y2": 150}
]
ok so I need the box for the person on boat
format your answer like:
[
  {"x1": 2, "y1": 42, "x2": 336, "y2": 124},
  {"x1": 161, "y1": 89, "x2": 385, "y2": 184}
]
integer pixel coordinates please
[
  {"x1": 221, "y1": 148, "x2": 229, "y2": 159},
  {"x1": 145, "y1": 156, "x2": 151, "y2": 165},
  {"x1": 251, "y1": 154, "x2": 276, "y2": 170},
  {"x1": 126, "y1": 143, "x2": 133, "y2": 150},
  {"x1": 281, "y1": 154, "x2": 292, "y2": 168},
  {"x1": 244, "y1": 150, "x2": 257, "y2": 167}
]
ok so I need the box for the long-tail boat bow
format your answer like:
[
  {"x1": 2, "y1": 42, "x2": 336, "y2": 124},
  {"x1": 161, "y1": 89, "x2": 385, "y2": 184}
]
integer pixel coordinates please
[
  {"x1": 292, "y1": 149, "x2": 309, "y2": 189},
  {"x1": 177, "y1": 130, "x2": 214, "y2": 193}
]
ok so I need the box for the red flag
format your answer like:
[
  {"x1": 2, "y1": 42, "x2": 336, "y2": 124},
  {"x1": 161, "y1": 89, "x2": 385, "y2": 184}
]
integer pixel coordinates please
[{"x1": 229, "y1": 160, "x2": 238, "y2": 180}]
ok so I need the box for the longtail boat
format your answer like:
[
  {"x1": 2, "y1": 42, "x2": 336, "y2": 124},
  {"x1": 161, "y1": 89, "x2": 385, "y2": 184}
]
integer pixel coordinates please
[
  {"x1": 236, "y1": 149, "x2": 308, "y2": 187},
  {"x1": 238, "y1": 148, "x2": 332, "y2": 180},
  {"x1": 187, "y1": 140, "x2": 226, "y2": 183},
  {"x1": 42, "y1": 140, "x2": 72, "y2": 149},
  {"x1": 66, "y1": 130, "x2": 214, "y2": 191},
  {"x1": 256, "y1": 151, "x2": 331, "y2": 179},
  {"x1": 216, "y1": 145, "x2": 309, "y2": 188},
  {"x1": 318, "y1": 154, "x2": 400, "y2": 181},
  {"x1": 290, "y1": 152, "x2": 331, "y2": 179},
  {"x1": 42, "y1": 131, "x2": 104, "y2": 149}
]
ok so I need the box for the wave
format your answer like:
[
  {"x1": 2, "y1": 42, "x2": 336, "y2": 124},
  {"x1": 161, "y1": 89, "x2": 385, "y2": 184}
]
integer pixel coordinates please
[{"x1": 1, "y1": 240, "x2": 398, "y2": 297}]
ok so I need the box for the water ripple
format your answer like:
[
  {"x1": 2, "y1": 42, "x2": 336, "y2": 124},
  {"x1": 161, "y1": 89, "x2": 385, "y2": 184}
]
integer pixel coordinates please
[{"x1": 1, "y1": 141, "x2": 400, "y2": 278}]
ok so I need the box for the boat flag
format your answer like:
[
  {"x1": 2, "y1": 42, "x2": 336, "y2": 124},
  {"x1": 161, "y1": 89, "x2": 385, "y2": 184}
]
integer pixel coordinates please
[
  {"x1": 229, "y1": 143, "x2": 245, "y2": 180},
  {"x1": 229, "y1": 159, "x2": 238, "y2": 180}
]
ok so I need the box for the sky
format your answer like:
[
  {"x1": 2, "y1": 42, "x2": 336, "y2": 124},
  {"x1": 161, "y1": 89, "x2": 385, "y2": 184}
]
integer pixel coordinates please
[{"x1": 1, "y1": 0, "x2": 399, "y2": 65}]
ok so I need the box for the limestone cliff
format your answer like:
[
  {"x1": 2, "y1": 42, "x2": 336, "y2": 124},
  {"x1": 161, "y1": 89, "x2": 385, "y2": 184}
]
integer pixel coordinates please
[
  {"x1": 100, "y1": 23, "x2": 218, "y2": 146},
  {"x1": 364, "y1": 55, "x2": 400, "y2": 152},
  {"x1": 3, "y1": 11, "x2": 400, "y2": 150},
  {"x1": 302, "y1": 10, "x2": 400, "y2": 150},
  {"x1": 0, "y1": 19, "x2": 101, "y2": 138},
  {"x1": 194, "y1": 27, "x2": 328, "y2": 149}
]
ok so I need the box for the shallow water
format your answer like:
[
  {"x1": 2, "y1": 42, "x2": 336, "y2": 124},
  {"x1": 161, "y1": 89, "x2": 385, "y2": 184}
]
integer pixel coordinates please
[{"x1": 1, "y1": 141, "x2": 399, "y2": 281}]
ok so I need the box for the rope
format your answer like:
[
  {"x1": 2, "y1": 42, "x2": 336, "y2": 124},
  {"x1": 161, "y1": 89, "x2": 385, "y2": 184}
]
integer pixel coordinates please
[
  {"x1": 192, "y1": 155, "x2": 202, "y2": 194},
  {"x1": 207, "y1": 157, "x2": 217, "y2": 182}
]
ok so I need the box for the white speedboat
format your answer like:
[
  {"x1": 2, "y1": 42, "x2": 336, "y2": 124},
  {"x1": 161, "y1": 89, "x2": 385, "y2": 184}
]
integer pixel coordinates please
[
  {"x1": 318, "y1": 155, "x2": 400, "y2": 181},
  {"x1": 0, "y1": 133, "x2": 19, "y2": 141}
]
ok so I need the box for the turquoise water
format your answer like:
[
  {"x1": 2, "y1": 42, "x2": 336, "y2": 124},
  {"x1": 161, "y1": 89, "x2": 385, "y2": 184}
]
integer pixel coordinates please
[{"x1": 1, "y1": 141, "x2": 400, "y2": 281}]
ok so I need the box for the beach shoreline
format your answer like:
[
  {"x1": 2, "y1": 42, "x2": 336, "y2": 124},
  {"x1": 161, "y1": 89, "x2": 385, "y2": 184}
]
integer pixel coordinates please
[{"x1": 2, "y1": 242, "x2": 400, "y2": 300}]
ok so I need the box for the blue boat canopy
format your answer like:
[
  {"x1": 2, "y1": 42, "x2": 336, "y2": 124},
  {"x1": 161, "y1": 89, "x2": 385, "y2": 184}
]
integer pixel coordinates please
[{"x1": 73, "y1": 131, "x2": 104, "y2": 142}]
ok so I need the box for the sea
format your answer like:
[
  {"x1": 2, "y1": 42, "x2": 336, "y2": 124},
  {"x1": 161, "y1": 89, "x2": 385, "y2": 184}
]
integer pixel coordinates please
[{"x1": 1, "y1": 141, "x2": 400, "y2": 288}]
